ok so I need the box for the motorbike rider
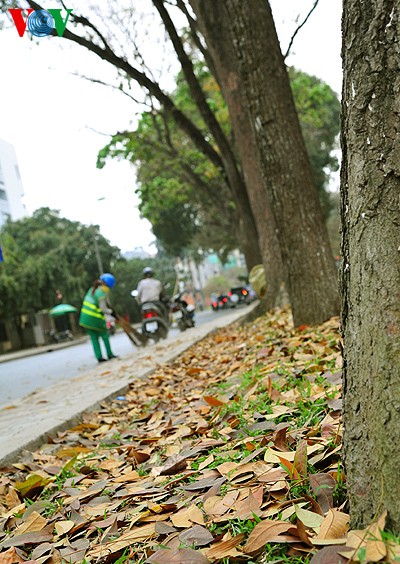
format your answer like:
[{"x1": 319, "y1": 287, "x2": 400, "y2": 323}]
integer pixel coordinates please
[
  {"x1": 136, "y1": 267, "x2": 169, "y2": 321},
  {"x1": 79, "y1": 273, "x2": 118, "y2": 363}
]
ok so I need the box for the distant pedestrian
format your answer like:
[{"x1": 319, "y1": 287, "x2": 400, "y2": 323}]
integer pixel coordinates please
[{"x1": 79, "y1": 273, "x2": 118, "y2": 363}]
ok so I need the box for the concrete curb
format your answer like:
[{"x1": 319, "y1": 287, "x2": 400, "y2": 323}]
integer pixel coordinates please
[{"x1": 0, "y1": 304, "x2": 260, "y2": 466}]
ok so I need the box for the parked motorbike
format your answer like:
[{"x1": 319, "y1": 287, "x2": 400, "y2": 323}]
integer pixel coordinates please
[
  {"x1": 170, "y1": 293, "x2": 195, "y2": 331},
  {"x1": 47, "y1": 329, "x2": 74, "y2": 344}
]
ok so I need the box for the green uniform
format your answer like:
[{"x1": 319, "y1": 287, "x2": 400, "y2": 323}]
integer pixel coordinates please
[
  {"x1": 79, "y1": 287, "x2": 108, "y2": 332},
  {"x1": 79, "y1": 286, "x2": 115, "y2": 361}
]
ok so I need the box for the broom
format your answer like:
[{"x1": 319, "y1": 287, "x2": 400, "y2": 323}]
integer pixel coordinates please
[{"x1": 113, "y1": 313, "x2": 148, "y2": 347}]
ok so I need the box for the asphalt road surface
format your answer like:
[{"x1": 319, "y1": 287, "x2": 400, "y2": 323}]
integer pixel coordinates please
[{"x1": 0, "y1": 308, "x2": 237, "y2": 407}]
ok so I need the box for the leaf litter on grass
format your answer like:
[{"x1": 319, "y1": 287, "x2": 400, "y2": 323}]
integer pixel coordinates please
[{"x1": 0, "y1": 308, "x2": 394, "y2": 563}]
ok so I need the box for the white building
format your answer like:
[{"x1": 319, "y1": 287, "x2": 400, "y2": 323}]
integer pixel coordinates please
[{"x1": 0, "y1": 139, "x2": 26, "y2": 230}]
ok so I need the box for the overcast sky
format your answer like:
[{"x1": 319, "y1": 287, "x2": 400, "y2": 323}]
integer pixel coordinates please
[{"x1": 0, "y1": 0, "x2": 342, "y2": 254}]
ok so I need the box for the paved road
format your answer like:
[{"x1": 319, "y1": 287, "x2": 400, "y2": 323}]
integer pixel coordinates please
[{"x1": 0, "y1": 308, "x2": 236, "y2": 407}]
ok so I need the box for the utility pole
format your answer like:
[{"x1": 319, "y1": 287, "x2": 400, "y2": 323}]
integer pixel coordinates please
[
  {"x1": 93, "y1": 197, "x2": 106, "y2": 275},
  {"x1": 92, "y1": 229, "x2": 104, "y2": 275}
]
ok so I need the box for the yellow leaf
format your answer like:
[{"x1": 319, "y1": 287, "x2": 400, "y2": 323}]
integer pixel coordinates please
[
  {"x1": 171, "y1": 505, "x2": 204, "y2": 528},
  {"x1": 294, "y1": 505, "x2": 324, "y2": 530},
  {"x1": 14, "y1": 511, "x2": 47, "y2": 536},
  {"x1": 54, "y1": 520, "x2": 75, "y2": 536},
  {"x1": 88, "y1": 524, "x2": 156, "y2": 558},
  {"x1": 339, "y1": 511, "x2": 387, "y2": 562},
  {"x1": 314, "y1": 509, "x2": 349, "y2": 542}
]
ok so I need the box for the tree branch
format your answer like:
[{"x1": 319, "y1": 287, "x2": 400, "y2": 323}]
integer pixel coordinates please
[
  {"x1": 152, "y1": 0, "x2": 238, "y2": 175},
  {"x1": 175, "y1": 0, "x2": 219, "y2": 81},
  {"x1": 284, "y1": 0, "x2": 321, "y2": 60},
  {"x1": 24, "y1": 0, "x2": 224, "y2": 172}
]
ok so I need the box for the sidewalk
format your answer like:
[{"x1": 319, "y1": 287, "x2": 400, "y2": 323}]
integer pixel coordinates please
[
  {"x1": 0, "y1": 336, "x2": 89, "y2": 363},
  {"x1": 0, "y1": 305, "x2": 257, "y2": 465}
]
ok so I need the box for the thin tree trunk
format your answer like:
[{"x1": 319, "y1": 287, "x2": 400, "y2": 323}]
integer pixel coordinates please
[
  {"x1": 341, "y1": 0, "x2": 400, "y2": 530},
  {"x1": 153, "y1": 0, "x2": 263, "y2": 271},
  {"x1": 191, "y1": 0, "x2": 339, "y2": 326},
  {"x1": 190, "y1": 0, "x2": 285, "y2": 309}
]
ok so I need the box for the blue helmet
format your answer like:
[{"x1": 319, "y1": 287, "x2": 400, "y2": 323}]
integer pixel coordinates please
[{"x1": 100, "y1": 273, "x2": 116, "y2": 288}]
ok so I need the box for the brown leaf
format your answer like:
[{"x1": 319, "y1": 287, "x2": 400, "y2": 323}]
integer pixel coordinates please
[
  {"x1": 88, "y1": 524, "x2": 156, "y2": 558},
  {"x1": 310, "y1": 545, "x2": 351, "y2": 563},
  {"x1": 127, "y1": 449, "x2": 151, "y2": 463},
  {"x1": 278, "y1": 456, "x2": 300, "y2": 480},
  {"x1": 203, "y1": 395, "x2": 226, "y2": 407},
  {"x1": 0, "y1": 547, "x2": 25, "y2": 564},
  {"x1": 244, "y1": 520, "x2": 297, "y2": 554},
  {"x1": 293, "y1": 440, "x2": 308, "y2": 478},
  {"x1": 146, "y1": 548, "x2": 209, "y2": 563},
  {"x1": 14, "y1": 511, "x2": 47, "y2": 536},
  {"x1": 314, "y1": 510, "x2": 349, "y2": 542},
  {"x1": 273, "y1": 425, "x2": 290, "y2": 451},
  {"x1": 179, "y1": 525, "x2": 214, "y2": 547},
  {"x1": 233, "y1": 490, "x2": 262, "y2": 520},
  {"x1": 59, "y1": 539, "x2": 90, "y2": 563},
  {"x1": 171, "y1": 505, "x2": 204, "y2": 528},
  {"x1": 157, "y1": 455, "x2": 187, "y2": 476},
  {"x1": 205, "y1": 532, "x2": 245, "y2": 559},
  {"x1": 1, "y1": 525, "x2": 54, "y2": 548},
  {"x1": 309, "y1": 473, "x2": 336, "y2": 513}
]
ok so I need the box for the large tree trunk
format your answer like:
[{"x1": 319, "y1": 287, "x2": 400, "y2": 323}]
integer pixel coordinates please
[
  {"x1": 191, "y1": 0, "x2": 339, "y2": 326},
  {"x1": 190, "y1": 0, "x2": 285, "y2": 309},
  {"x1": 341, "y1": 0, "x2": 400, "y2": 530}
]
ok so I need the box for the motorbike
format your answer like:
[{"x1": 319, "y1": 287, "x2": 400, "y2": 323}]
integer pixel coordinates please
[
  {"x1": 211, "y1": 294, "x2": 237, "y2": 311},
  {"x1": 131, "y1": 290, "x2": 169, "y2": 342},
  {"x1": 170, "y1": 293, "x2": 195, "y2": 331},
  {"x1": 47, "y1": 329, "x2": 74, "y2": 343},
  {"x1": 141, "y1": 302, "x2": 169, "y2": 341}
]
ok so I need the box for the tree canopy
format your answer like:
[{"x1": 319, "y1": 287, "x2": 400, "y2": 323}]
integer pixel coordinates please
[
  {"x1": 0, "y1": 208, "x2": 180, "y2": 322},
  {"x1": 98, "y1": 66, "x2": 340, "y2": 257},
  {"x1": 0, "y1": 208, "x2": 120, "y2": 318}
]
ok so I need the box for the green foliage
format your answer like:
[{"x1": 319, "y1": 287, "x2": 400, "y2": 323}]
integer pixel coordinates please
[
  {"x1": 0, "y1": 208, "x2": 120, "y2": 319},
  {"x1": 289, "y1": 67, "x2": 340, "y2": 218},
  {"x1": 97, "y1": 65, "x2": 239, "y2": 259},
  {"x1": 98, "y1": 65, "x2": 340, "y2": 259}
]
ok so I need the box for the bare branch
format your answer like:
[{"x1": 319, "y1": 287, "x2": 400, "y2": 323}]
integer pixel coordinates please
[
  {"x1": 69, "y1": 72, "x2": 148, "y2": 106},
  {"x1": 24, "y1": 0, "x2": 225, "y2": 172},
  {"x1": 175, "y1": 0, "x2": 219, "y2": 80},
  {"x1": 284, "y1": 0, "x2": 321, "y2": 60}
]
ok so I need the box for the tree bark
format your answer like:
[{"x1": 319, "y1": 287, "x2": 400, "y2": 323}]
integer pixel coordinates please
[
  {"x1": 191, "y1": 0, "x2": 339, "y2": 326},
  {"x1": 341, "y1": 0, "x2": 400, "y2": 530},
  {"x1": 190, "y1": 0, "x2": 285, "y2": 309}
]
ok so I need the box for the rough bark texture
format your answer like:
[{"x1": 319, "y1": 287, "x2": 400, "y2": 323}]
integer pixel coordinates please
[
  {"x1": 191, "y1": 0, "x2": 339, "y2": 326},
  {"x1": 341, "y1": 0, "x2": 400, "y2": 529},
  {"x1": 190, "y1": 0, "x2": 285, "y2": 309}
]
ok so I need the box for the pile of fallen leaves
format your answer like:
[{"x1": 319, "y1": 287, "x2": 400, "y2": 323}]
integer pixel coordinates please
[{"x1": 0, "y1": 309, "x2": 396, "y2": 563}]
